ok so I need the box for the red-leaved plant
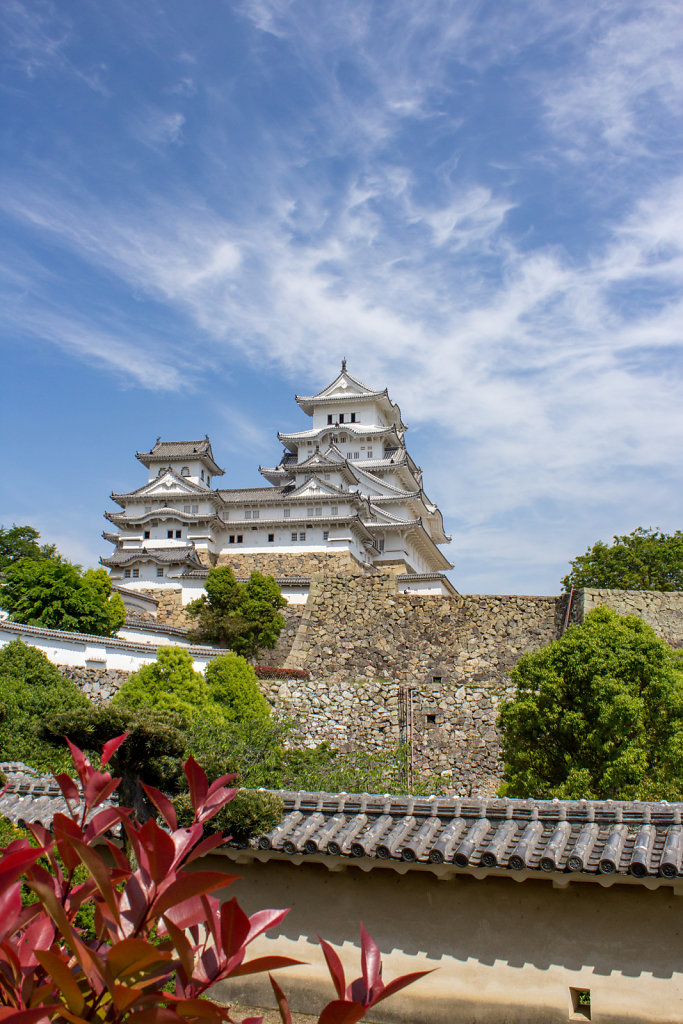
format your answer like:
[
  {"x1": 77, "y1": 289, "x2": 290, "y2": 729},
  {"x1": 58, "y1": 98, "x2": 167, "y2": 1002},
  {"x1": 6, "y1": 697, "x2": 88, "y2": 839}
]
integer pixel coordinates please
[{"x1": 0, "y1": 735, "x2": 429, "y2": 1024}]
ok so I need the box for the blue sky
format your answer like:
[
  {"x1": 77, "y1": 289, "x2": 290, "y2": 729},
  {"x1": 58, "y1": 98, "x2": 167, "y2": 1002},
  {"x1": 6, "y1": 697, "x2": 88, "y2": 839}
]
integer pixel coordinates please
[{"x1": 1, "y1": 0, "x2": 682, "y2": 594}]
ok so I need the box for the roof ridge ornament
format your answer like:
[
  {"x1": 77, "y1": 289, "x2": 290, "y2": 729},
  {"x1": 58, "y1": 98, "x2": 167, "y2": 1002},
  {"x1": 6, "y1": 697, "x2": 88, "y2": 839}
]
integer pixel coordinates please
[{"x1": 341, "y1": 357, "x2": 347, "y2": 372}]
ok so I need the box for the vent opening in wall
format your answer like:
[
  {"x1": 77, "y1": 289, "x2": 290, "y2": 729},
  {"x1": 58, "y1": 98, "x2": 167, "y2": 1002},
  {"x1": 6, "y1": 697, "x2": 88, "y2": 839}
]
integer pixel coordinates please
[
  {"x1": 426, "y1": 714, "x2": 436, "y2": 726},
  {"x1": 569, "y1": 988, "x2": 591, "y2": 1021},
  {"x1": 432, "y1": 675, "x2": 442, "y2": 684}
]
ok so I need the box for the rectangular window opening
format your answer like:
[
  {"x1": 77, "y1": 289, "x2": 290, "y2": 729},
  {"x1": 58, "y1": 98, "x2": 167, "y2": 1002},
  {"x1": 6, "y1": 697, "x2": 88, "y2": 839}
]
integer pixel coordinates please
[
  {"x1": 237, "y1": 535, "x2": 243, "y2": 543},
  {"x1": 124, "y1": 569, "x2": 131, "y2": 578},
  {"x1": 167, "y1": 530, "x2": 173, "y2": 538},
  {"x1": 426, "y1": 714, "x2": 436, "y2": 726},
  {"x1": 268, "y1": 534, "x2": 274, "y2": 542},
  {"x1": 132, "y1": 568, "x2": 139, "y2": 578},
  {"x1": 175, "y1": 530, "x2": 181, "y2": 538},
  {"x1": 350, "y1": 412, "x2": 356, "y2": 422},
  {"x1": 144, "y1": 530, "x2": 150, "y2": 539},
  {"x1": 229, "y1": 535, "x2": 235, "y2": 544},
  {"x1": 433, "y1": 675, "x2": 442, "y2": 684},
  {"x1": 299, "y1": 532, "x2": 306, "y2": 541},
  {"x1": 339, "y1": 414, "x2": 344, "y2": 423},
  {"x1": 327, "y1": 414, "x2": 333, "y2": 424},
  {"x1": 291, "y1": 532, "x2": 297, "y2": 542},
  {"x1": 323, "y1": 530, "x2": 329, "y2": 541},
  {"x1": 244, "y1": 509, "x2": 251, "y2": 519},
  {"x1": 283, "y1": 508, "x2": 290, "y2": 518},
  {"x1": 156, "y1": 567, "x2": 164, "y2": 577},
  {"x1": 569, "y1": 988, "x2": 591, "y2": 1021}
]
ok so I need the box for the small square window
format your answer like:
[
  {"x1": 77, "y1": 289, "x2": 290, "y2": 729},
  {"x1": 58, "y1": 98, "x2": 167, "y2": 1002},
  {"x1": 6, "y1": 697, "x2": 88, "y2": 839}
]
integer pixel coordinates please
[
  {"x1": 284, "y1": 508, "x2": 290, "y2": 518},
  {"x1": 175, "y1": 530, "x2": 181, "y2": 538},
  {"x1": 229, "y1": 535, "x2": 235, "y2": 544},
  {"x1": 327, "y1": 414, "x2": 333, "y2": 424},
  {"x1": 350, "y1": 413, "x2": 356, "y2": 422},
  {"x1": 426, "y1": 714, "x2": 436, "y2": 726},
  {"x1": 124, "y1": 569, "x2": 131, "y2": 578},
  {"x1": 268, "y1": 533, "x2": 274, "y2": 542},
  {"x1": 299, "y1": 532, "x2": 306, "y2": 541},
  {"x1": 167, "y1": 529, "x2": 173, "y2": 538},
  {"x1": 339, "y1": 414, "x2": 344, "y2": 423},
  {"x1": 367, "y1": 450, "x2": 373, "y2": 458},
  {"x1": 433, "y1": 675, "x2": 442, "y2": 684},
  {"x1": 132, "y1": 568, "x2": 139, "y2": 578},
  {"x1": 569, "y1": 988, "x2": 591, "y2": 1021},
  {"x1": 323, "y1": 530, "x2": 329, "y2": 541},
  {"x1": 291, "y1": 532, "x2": 297, "y2": 542},
  {"x1": 307, "y1": 506, "x2": 314, "y2": 516},
  {"x1": 237, "y1": 535, "x2": 243, "y2": 543},
  {"x1": 144, "y1": 530, "x2": 150, "y2": 539},
  {"x1": 156, "y1": 567, "x2": 164, "y2": 577}
]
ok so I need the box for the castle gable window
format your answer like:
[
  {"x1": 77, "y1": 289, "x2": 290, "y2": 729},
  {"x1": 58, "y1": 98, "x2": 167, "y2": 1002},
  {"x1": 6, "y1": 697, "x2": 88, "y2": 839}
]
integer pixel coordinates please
[{"x1": 181, "y1": 467, "x2": 190, "y2": 477}]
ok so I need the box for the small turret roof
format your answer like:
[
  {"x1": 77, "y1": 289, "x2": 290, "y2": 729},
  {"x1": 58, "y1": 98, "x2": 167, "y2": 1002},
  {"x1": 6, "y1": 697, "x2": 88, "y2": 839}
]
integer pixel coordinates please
[
  {"x1": 136, "y1": 437, "x2": 224, "y2": 476},
  {"x1": 295, "y1": 361, "x2": 406, "y2": 431}
]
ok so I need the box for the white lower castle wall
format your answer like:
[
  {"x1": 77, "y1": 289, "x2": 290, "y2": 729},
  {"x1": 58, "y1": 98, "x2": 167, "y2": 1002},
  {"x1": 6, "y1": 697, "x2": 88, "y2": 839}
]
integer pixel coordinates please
[{"x1": 0, "y1": 620, "x2": 219, "y2": 673}]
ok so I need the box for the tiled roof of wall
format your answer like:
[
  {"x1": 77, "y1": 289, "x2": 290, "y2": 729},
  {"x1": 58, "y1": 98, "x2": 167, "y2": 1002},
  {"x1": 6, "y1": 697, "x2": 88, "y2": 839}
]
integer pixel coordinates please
[
  {"x1": 0, "y1": 763, "x2": 115, "y2": 829},
  {"x1": 255, "y1": 791, "x2": 683, "y2": 880}
]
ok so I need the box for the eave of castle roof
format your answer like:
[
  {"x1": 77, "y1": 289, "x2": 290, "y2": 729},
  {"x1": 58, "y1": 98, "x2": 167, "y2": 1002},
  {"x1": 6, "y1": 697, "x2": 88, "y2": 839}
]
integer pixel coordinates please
[{"x1": 135, "y1": 438, "x2": 224, "y2": 476}]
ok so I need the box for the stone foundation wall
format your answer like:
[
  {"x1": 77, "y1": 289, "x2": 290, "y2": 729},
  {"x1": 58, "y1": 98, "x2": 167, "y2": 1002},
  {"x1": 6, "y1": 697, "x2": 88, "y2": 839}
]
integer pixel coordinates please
[
  {"x1": 138, "y1": 588, "x2": 191, "y2": 629},
  {"x1": 60, "y1": 666, "x2": 129, "y2": 704},
  {"x1": 577, "y1": 588, "x2": 683, "y2": 647},
  {"x1": 214, "y1": 550, "x2": 367, "y2": 576}
]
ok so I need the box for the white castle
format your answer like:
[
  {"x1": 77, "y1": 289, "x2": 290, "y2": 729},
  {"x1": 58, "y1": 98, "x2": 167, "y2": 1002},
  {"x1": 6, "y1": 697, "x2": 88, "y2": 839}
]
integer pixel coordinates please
[{"x1": 102, "y1": 363, "x2": 454, "y2": 604}]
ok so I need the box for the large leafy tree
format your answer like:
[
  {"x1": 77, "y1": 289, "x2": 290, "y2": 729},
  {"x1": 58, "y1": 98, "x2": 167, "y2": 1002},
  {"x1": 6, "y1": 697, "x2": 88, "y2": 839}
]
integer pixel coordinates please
[
  {"x1": 0, "y1": 559, "x2": 125, "y2": 637},
  {"x1": 498, "y1": 607, "x2": 683, "y2": 800},
  {"x1": 187, "y1": 566, "x2": 286, "y2": 656},
  {"x1": 562, "y1": 527, "x2": 683, "y2": 592},
  {"x1": 0, "y1": 523, "x2": 59, "y2": 570}
]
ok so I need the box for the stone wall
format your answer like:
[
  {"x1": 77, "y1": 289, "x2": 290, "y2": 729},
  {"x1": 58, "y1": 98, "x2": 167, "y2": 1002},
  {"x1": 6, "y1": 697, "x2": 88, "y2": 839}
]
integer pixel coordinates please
[
  {"x1": 60, "y1": 666, "x2": 129, "y2": 704},
  {"x1": 576, "y1": 588, "x2": 683, "y2": 647},
  {"x1": 214, "y1": 550, "x2": 367, "y2": 576},
  {"x1": 138, "y1": 588, "x2": 190, "y2": 629}
]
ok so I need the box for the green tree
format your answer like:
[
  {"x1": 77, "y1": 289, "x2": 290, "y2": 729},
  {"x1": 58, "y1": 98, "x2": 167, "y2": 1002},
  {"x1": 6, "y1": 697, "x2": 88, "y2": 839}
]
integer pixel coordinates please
[
  {"x1": 0, "y1": 560, "x2": 125, "y2": 637},
  {"x1": 562, "y1": 527, "x2": 683, "y2": 592},
  {"x1": 186, "y1": 566, "x2": 286, "y2": 657},
  {"x1": 0, "y1": 640, "x2": 90, "y2": 773},
  {"x1": 498, "y1": 607, "x2": 683, "y2": 801},
  {"x1": 0, "y1": 523, "x2": 59, "y2": 570},
  {"x1": 112, "y1": 646, "x2": 209, "y2": 721}
]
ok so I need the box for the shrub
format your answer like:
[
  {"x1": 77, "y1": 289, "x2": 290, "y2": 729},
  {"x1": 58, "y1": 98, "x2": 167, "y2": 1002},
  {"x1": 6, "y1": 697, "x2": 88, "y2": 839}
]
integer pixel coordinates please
[
  {"x1": 174, "y1": 788, "x2": 284, "y2": 843},
  {"x1": 0, "y1": 736, "x2": 428, "y2": 1023},
  {"x1": 0, "y1": 640, "x2": 90, "y2": 772},
  {"x1": 205, "y1": 653, "x2": 272, "y2": 723},
  {"x1": 113, "y1": 646, "x2": 208, "y2": 720},
  {"x1": 0, "y1": 560, "x2": 125, "y2": 636}
]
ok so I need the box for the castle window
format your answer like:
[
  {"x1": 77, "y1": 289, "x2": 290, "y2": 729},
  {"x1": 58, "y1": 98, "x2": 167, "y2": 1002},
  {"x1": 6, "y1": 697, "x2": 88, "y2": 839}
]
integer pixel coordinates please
[
  {"x1": 327, "y1": 414, "x2": 333, "y2": 424},
  {"x1": 207, "y1": 477, "x2": 210, "y2": 486},
  {"x1": 268, "y1": 534, "x2": 274, "y2": 542},
  {"x1": 181, "y1": 467, "x2": 190, "y2": 477},
  {"x1": 323, "y1": 530, "x2": 329, "y2": 541},
  {"x1": 183, "y1": 505, "x2": 191, "y2": 513},
  {"x1": 350, "y1": 413, "x2": 356, "y2": 422},
  {"x1": 291, "y1": 532, "x2": 297, "y2": 542},
  {"x1": 156, "y1": 567, "x2": 164, "y2": 577},
  {"x1": 426, "y1": 714, "x2": 436, "y2": 725},
  {"x1": 367, "y1": 449, "x2": 373, "y2": 458},
  {"x1": 144, "y1": 530, "x2": 150, "y2": 539},
  {"x1": 124, "y1": 569, "x2": 131, "y2": 578},
  {"x1": 237, "y1": 535, "x2": 243, "y2": 543},
  {"x1": 201, "y1": 470, "x2": 204, "y2": 480},
  {"x1": 175, "y1": 530, "x2": 181, "y2": 538},
  {"x1": 324, "y1": 473, "x2": 330, "y2": 480},
  {"x1": 283, "y1": 508, "x2": 290, "y2": 518},
  {"x1": 331, "y1": 505, "x2": 338, "y2": 515},
  {"x1": 132, "y1": 568, "x2": 139, "y2": 578},
  {"x1": 192, "y1": 504, "x2": 198, "y2": 513},
  {"x1": 299, "y1": 532, "x2": 306, "y2": 541},
  {"x1": 569, "y1": 989, "x2": 591, "y2": 1021},
  {"x1": 378, "y1": 538, "x2": 385, "y2": 551},
  {"x1": 339, "y1": 414, "x2": 344, "y2": 423},
  {"x1": 167, "y1": 530, "x2": 173, "y2": 538},
  {"x1": 353, "y1": 452, "x2": 360, "y2": 459},
  {"x1": 229, "y1": 535, "x2": 235, "y2": 543},
  {"x1": 340, "y1": 435, "x2": 346, "y2": 442},
  {"x1": 244, "y1": 510, "x2": 251, "y2": 519}
]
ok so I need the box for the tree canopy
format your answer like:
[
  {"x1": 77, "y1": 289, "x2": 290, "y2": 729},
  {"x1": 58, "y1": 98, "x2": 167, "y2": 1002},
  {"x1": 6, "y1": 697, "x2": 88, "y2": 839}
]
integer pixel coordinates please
[
  {"x1": 498, "y1": 607, "x2": 683, "y2": 801},
  {"x1": 0, "y1": 560, "x2": 125, "y2": 637},
  {"x1": 562, "y1": 527, "x2": 683, "y2": 592},
  {"x1": 186, "y1": 566, "x2": 286, "y2": 657},
  {"x1": 0, "y1": 523, "x2": 59, "y2": 570}
]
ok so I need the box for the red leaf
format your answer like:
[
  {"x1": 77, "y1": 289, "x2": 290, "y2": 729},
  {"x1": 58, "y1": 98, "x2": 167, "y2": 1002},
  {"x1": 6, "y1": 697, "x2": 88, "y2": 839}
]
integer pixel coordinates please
[
  {"x1": 35, "y1": 949, "x2": 86, "y2": 1015},
  {"x1": 246, "y1": 908, "x2": 289, "y2": 944},
  {"x1": 370, "y1": 969, "x2": 434, "y2": 1006},
  {"x1": 53, "y1": 772, "x2": 80, "y2": 806},
  {"x1": 316, "y1": 1000, "x2": 365, "y2": 1024},
  {"x1": 219, "y1": 898, "x2": 251, "y2": 960},
  {"x1": 0, "y1": 1009, "x2": 61, "y2": 1024},
  {"x1": 138, "y1": 819, "x2": 177, "y2": 884},
  {"x1": 65, "y1": 737, "x2": 91, "y2": 782},
  {"x1": 318, "y1": 937, "x2": 345, "y2": 1000},
  {"x1": 101, "y1": 732, "x2": 128, "y2": 766},
  {"x1": 84, "y1": 806, "x2": 126, "y2": 843},
  {"x1": 359, "y1": 924, "x2": 381, "y2": 1000},
  {"x1": 84, "y1": 772, "x2": 120, "y2": 811},
  {"x1": 229, "y1": 956, "x2": 300, "y2": 978},
  {"x1": 184, "y1": 832, "x2": 232, "y2": 865},
  {"x1": 0, "y1": 846, "x2": 46, "y2": 890},
  {"x1": 269, "y1": 973, "x2": 292, "y2": 1024},
  {"x1": 107, "y1": 936, "x2": 173, "y2": 980},
  {"x1": 183, "y1": 756, "x2": 208, "y2": 811},
  {"x1": 161, "y1": 915, "x2": 195, "y2": 979},
  {"x1": 141, "y1": 783, "x2": 178, "y2": 831},
  {"x1": 154, "y1": 872, "x2": 236, "y2": 918}
]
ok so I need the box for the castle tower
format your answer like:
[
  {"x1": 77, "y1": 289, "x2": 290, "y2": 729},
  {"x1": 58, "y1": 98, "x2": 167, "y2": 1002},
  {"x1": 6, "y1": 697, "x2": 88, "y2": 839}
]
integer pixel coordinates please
[{"x1": 101, "y1": 365, "x2": 453, "y2": 598}]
